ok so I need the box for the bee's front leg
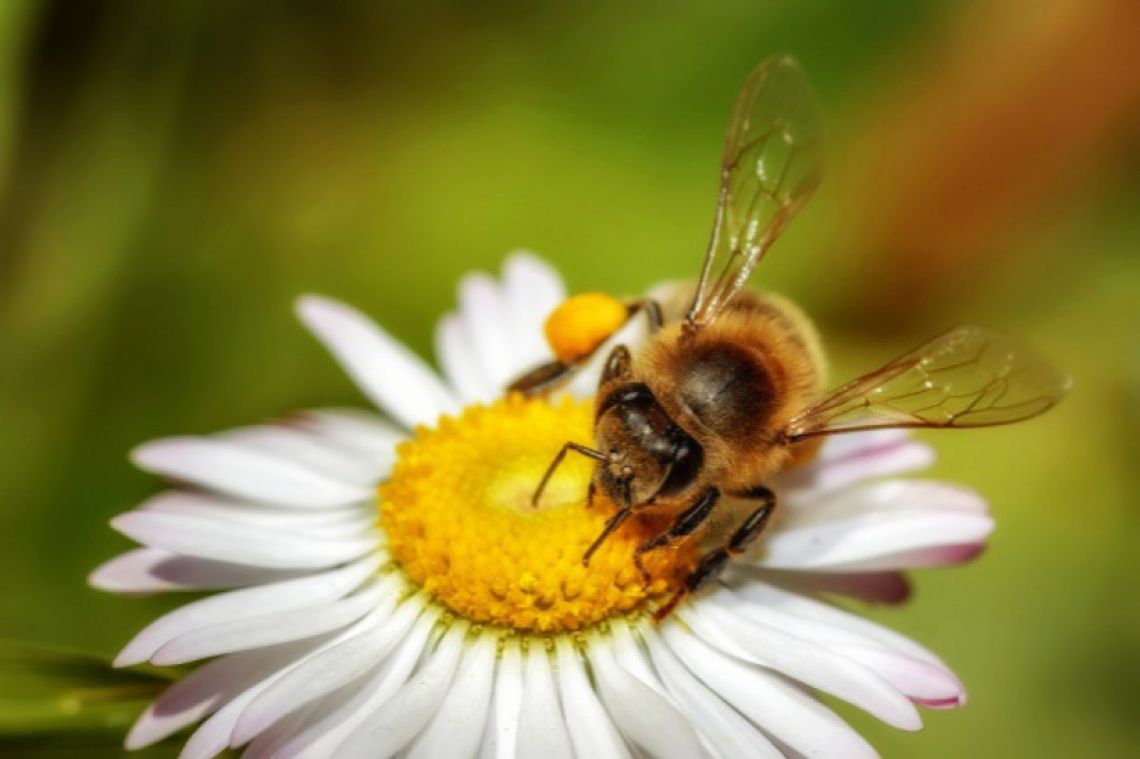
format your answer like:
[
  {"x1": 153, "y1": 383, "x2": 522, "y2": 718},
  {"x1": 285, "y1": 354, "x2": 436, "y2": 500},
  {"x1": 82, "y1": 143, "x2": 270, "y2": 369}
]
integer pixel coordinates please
[{"x1": 653, "y1": 485, "x2": 776, "y2": 621}]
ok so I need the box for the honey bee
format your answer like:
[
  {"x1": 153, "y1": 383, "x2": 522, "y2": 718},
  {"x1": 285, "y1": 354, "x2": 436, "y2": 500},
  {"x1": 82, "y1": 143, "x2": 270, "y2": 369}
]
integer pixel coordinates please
[{"x1": 509, "y1": 55, "x2": 1069, "y2": 619}]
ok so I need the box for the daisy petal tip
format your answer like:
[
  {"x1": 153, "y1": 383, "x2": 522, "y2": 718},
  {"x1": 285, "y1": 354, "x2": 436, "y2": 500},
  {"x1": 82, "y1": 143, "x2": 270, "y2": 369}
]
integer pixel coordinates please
[
  {"x1": 917, "y1": 693, "x2": 967, "y2": 710},
  {"x1": 124, "y1": 715, "x2": 163, "y2": 752},
  {"x1": 111, "y1": 647, "x2": 145, "y2": 669}
]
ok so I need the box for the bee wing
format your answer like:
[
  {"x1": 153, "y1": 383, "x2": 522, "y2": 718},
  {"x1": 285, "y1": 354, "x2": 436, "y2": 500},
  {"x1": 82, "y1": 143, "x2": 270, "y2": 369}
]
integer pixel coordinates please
[
  {"x1": 686, "y1": 55, "x2": 825, "y2": 328},
  {"x1": 785, "y1": 326, "x2": 1070, "y2": 440}
]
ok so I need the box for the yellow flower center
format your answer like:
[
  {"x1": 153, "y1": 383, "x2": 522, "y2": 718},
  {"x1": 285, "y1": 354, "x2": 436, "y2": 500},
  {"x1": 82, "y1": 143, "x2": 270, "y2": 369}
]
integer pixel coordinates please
[{"x1": 379, "y1": 394, "x2": 695, "y2": 633}]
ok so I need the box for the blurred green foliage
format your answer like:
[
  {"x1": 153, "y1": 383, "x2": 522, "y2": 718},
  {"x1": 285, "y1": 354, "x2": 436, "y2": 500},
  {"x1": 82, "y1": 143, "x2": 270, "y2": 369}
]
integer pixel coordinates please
[{"x1": 0, "y1": 1, "x2": 1137, "y2": 756}]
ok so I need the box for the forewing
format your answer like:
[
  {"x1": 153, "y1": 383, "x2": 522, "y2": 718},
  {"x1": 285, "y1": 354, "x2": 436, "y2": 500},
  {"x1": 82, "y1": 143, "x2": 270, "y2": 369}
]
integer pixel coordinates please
[
  {"x1": 786, "y1": 326, "x2": 1070, "y2": 439},
  {"x1": 687, "y1": 55, "x2": 824, "y2": 326}
]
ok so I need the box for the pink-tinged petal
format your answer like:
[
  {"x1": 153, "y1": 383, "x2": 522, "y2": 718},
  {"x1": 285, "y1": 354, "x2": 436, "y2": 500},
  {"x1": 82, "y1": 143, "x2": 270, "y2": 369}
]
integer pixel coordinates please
[
  {"x1": 335, "y1": 624, "x2": 467, "y2": 757},
  {"x1": 915, "y1": 695, "x2": 967, "y2": 709},
  {"x1": 110, "y1": 511, "x2": 379, "y2": 570},
  {"x1": 131, "y1": 437, "x2": 371, "y2": 508},
  {"x1": 437, "y1": 312, "x2": 497, "y2": 404},
  {"x1": 759, "y1": 568, "x2": 913, "y2": 605},
  {"x1": 662, "y1": 625, "x2": 879, "y2": 758},
  {"x1": 724, "y1": 580, "x2": 953, "y2": 670},
  {"x1": 706, "y1": 587, "x2": 963, "y2": 705},
  {"x1": 125, "y1": 641, "x2": 314, "y2": 749},
  {"x1": 682, "y1": 602, "x2": 922, "y2": 731},
  {"x1": 113, "y1": 556, "x2": 380, "y2": 667},
  {"x1": 777, "y1": 432, "x2": 934, "y2": 496},
  {"x1": 759, "y1": 510, "x2": 994, "y2": 572},
  {"x1": 781, "y1": 480, "x2": 988, "y2": 527},
  {"x1": 503, "y1": 252, "x2": 565, "y2": 370},
  {"x1": 837, "y1": 646, "x2": 964, "y2": 704},
  {"x1": 296, "y1": 295, "x2": 459, "y2": 428},
  {"x1": 89, "y1": 548, "x2": 306, "y2": 594}
]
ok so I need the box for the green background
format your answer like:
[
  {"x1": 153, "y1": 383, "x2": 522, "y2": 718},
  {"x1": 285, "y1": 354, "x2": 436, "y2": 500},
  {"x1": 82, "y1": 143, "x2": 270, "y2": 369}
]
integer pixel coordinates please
[{"x1": 1, "y1": 1, "x2": 1137, "y2": 755}]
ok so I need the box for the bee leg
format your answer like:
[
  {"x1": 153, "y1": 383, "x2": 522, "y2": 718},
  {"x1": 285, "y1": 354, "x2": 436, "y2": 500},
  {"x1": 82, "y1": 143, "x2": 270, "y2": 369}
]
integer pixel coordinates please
[
  {"x1": 654, "y1": 486, "x2": 775, "y2": 622},
  {"x1": 532, "y1": 441, "x2": 608, "y2": 507},
  {"x1": 625, "y1": 298, "x2": 663, "y2": 333},
  {"x1": 634, "y1": 486, "x2": 721, "y2": 585},
  {"x1": 508, "y1": 359, "x2": 577, "y2": 396},
  {"x1": 507, "y1": 298, "x2": 660, "y2": 397}
]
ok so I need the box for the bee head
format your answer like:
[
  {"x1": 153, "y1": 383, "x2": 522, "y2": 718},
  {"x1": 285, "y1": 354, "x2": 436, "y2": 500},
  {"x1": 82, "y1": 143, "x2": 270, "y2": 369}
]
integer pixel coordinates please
[{"x1": 594, "y1": 383, "x2": 703, "y2": 507}]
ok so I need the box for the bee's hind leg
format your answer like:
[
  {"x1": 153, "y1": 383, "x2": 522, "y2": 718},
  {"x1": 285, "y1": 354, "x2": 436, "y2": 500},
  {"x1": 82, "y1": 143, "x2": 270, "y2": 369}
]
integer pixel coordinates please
[{"x1": 653, "y1": 485, "x2": 776, "y2": 622}]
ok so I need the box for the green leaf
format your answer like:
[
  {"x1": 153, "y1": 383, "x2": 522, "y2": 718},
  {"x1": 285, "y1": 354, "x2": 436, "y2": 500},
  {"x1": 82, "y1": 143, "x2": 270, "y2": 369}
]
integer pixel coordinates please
[{"x1": 0, "y1": 640, "x2": 176, "y2": 750}]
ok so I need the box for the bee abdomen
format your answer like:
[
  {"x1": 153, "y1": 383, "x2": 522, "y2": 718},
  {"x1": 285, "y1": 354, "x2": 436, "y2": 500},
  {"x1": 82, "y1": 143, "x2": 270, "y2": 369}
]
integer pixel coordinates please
[{"x1": 676, "y1": 342, "x2": 774, "y2": 441}]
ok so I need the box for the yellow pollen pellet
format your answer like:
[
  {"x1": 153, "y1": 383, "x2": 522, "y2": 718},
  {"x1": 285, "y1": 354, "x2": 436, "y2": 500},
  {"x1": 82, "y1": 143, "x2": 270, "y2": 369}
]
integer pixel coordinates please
[{"x1": 544, "y1": 292, "x2": 629, "y2": 362}]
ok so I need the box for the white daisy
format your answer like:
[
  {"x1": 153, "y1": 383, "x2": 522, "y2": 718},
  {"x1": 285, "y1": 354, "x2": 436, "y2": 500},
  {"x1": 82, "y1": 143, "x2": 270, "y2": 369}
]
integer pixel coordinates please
[{"x1": 91, "y1": 253, "x2": 990, "y2": 758}]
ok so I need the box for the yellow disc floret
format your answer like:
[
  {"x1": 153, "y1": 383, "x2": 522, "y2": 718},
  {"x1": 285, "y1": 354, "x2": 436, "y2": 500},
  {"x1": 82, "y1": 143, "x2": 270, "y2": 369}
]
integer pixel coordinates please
[
  {"x1": 380, "y1": 394, "x2": 694, "y2": 633},
  {"x1": 543, "y1": 292, "x2": 629, "y2": 362}
]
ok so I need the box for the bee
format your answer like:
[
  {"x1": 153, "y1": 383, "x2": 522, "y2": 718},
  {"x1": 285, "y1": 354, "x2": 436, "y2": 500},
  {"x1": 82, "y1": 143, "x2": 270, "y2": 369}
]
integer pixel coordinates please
[{"x1": 508, "y1": 55, "x2": 1069, "y2": 620}]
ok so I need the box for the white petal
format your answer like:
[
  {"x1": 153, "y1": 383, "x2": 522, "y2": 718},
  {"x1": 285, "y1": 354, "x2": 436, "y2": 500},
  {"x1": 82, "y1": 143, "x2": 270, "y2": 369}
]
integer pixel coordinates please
[
  {"x1": 126, "y1": 642, "x2": 311, "y2": 749},
  {"x1": 553, "y1": 638, "x2": 629, "y2": 759},
  {"x1": 335, "y1": 623, "x2": 467, "y2": 757},
  {"x1": 606, "y1": 621, "x2": 669, "y2": 697},
  {"x1": 221, "y1": 424, "x2": 382, "y2": 487},
  {"x1": 482, "y1": 638, "x2": 522, "y2": 759},
  {"x1": 292, "y1": 408, "x2": 404, "y2": 464},
  {"x1": 457, "y1": 272, "x2": 518, "y2": 390},
  {"x1": 516, "y1": 643, "x2": 573, "y2": 759},
  {"x1": 588, "y1": 635, "x2": 705, "y2": 759},
  {"x1": 437, "y1": 313, "x2": 496, "y2": 403},
  {"x1": 777, "y1": 433, "x2": 934, "y2": 497},
  {"x1": 682, "y1": 600, "x2": 921, "y2": 730},
  {"x1": 110, "y1": 511, "x2": 379, "y2": 569},
  {"x1": 706, "y1": 583, "x2": 957, "y2": 697},
  {"x1": 138, "y1": 491, "x2": 375, "y2": 539},
  {"x1": 153, "y1": 580, "x2": 389, "y2": 666},
  {"x1": 89, "y1": 548, "x2": 304, "y2": 594},
  {"x1": 663, "y1": 624, "x2": 878, "y2": 758},
  {"x1": 233, "y1": 592, "x2": 421, "y2": 745},
  {"x1": 724, "y1": 580, "x2": 951, "y2": 669},
  {"x1": 643, "y1": 628, "x2": 781, "y2": 759},
  {"x1": 760, "y1": 509, "x2": 993, "y2": 572},
  {"x1": 780, "y1": 480, "x2": 988, "y2": 529},
  {"x1": 132, "y1": 436, "x2": 371, "y2": 508},
  {"x1": 296, "y1": 295, "x2": 459, "y2": 428},
  {"x1": 502, "y1": 252, "x2": 565, "y2": 370},
  {"x1": 407, "y1": 632, "x2": 497, "y2": 759},
  {"x1": 286, "y1": 604, "x2": 441, "y2": 758},
  {"x1": 114, "y1": 556, "x2": 381, "y2": 667}
]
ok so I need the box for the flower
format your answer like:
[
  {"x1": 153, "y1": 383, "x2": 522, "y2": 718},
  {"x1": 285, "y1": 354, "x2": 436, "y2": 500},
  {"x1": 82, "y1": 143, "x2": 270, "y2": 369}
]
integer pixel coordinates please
[{"x1": 91, "y1": 253, "x2": 992, "y2": 758}]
